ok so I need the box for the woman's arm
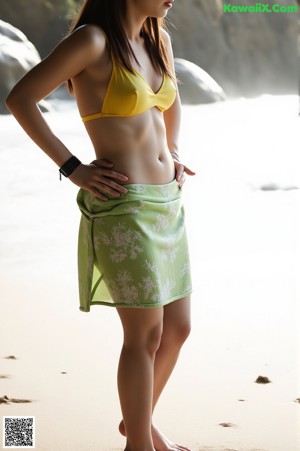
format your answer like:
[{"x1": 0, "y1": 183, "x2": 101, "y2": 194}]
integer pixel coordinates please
[
  {"x1": 162, "y1": 30, "x2": 196, "y2": 187},
  {"x1": 6, "y1": 25, "x2": 128, "y2": 200},
  {"x1": 6, "y1": 25, "x2": 102, "y2": 166}
]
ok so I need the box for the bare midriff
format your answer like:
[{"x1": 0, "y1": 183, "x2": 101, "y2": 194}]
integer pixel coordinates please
[
  {"x1": 83, "y1": 108, "x2": 175, "y2": 185},
  {"x1": 71, "y1": 47, "x2": 175, "y2": 186}
]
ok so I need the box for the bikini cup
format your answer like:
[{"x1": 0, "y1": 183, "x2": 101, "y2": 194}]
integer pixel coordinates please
[{"x1": 81, "y1": 54, "x2": 177, "y2": 122}]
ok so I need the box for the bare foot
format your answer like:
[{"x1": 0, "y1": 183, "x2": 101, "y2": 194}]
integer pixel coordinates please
[{"x1": 119, "y1": 420, "x2": 191, "y2": 451}]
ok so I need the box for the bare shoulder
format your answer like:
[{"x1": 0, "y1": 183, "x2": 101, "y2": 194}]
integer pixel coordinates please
[
  {"x1": 63, "y1": 24, "x2": 107, "y2": 60},
  {"x1": 6, "y1": 23, "x2": 109, "y2": 103}
]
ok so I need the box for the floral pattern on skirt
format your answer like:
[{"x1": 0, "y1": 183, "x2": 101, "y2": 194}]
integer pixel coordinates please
[{"x1": 76, "y1": 179, "x2": 192, "y2": 312}]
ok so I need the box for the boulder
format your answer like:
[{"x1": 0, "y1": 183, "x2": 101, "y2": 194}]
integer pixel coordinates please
[
  {"x1": 0, "y1": 20, "x2": 52, "y2": 114},
  {"x1": 168, "y1": 0, "x2": 297, "y2": 97},
  {"x1": 175, "y1": 58, "x2": 226, "y2": 104}
]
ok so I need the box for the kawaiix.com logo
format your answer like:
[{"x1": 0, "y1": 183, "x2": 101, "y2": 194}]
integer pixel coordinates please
[{"x1": 223, "y1": 1, "x2": 298, "y2": 13}]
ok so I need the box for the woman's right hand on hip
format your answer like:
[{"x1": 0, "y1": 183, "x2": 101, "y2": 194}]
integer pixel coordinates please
[{"x1": 69, "y1": 159, "x2": 128, "y2": 201}]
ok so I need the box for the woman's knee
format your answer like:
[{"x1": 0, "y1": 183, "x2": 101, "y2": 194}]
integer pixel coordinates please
[
  {"x1": 117, "y1": 307, "x2": 164, "y2": 356},
  {"x1": 168, "y1": 319, "x2": 191, "y2": 346},
  {"x1": 145, "y1": 322, "x2": 164, "y2": 354},
  {"x1": 162, "y1": 298, "x2": 191, "y2": 346},
  {"x1": 124, "y1": 322, "x2": 163, "y2": 355}
]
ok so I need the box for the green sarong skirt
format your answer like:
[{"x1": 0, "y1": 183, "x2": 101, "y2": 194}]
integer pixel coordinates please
[{"x1": 76, "y1": 179, "x2": 192, "y2": 312}]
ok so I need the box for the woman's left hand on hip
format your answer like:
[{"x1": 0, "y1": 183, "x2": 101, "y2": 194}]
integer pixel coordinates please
[{"x1": 174, "y1": 160, "x2": 196, "y2": 188}]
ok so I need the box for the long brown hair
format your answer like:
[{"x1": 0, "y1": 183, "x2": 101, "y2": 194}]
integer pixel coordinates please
[{"x1": 67, "y1": 0, "x2": 174, "y2": 93}]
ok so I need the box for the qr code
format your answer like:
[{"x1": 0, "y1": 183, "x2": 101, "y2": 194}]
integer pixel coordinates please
[{"x1": 3, "y1": 416, "x2": 35, "y2": 448}]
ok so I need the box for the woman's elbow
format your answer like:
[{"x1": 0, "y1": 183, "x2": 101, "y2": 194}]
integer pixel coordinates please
[
  {"x1": 6, "y1": 87, "x2": 35, "y2": 115},
  {"x1": 5, "y1": 88, "x2": 19, "y2": 113}
]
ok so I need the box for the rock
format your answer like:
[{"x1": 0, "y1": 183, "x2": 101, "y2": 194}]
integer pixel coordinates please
[
  {"x1": 0, "y1": 395, "x2": 10, "y2": 404},
  {"x1": 1, "y1": 1, "x2": 296, "y2": 103},
  {"x1": 37, "y1": 99, "x2": 54, "y2": 113},
  {"x1": 168, "y1": 0, "x2": 297, "y2": 97},
  {"x1": 9, "y1": 397, "x2": 32, "y2": 403},
  {"x1": 175, "y1": 58, "x2": 226, "y2": 104},
  {"x1": 0, "y1": 20, "x2": 51, "y2": 114},
  {"x1": 0, "y1": 395, "x2": 32, "y2": 404},
  {"x1": 219, "y1": 422, "x2": 237, "y2": 427},
  {"x1": 4, "y1": 355, "x2": 17, "y2": 359},
  {"x1": 259, "y1": 183, "x2": 281, "y2": 191},
  {"x1": 259, "y1": 183, "x2": 299, "y2": 191},
  {"x1": 255, "y1": 375, "x2": 271, "y2": 384},
  {"x1": 0, "y1": 0, "x2": 75, "y2": 59}
]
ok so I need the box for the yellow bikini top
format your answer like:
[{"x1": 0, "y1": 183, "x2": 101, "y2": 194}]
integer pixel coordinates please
[{"x1": 81, "y1": 55, "x2": 177, "y2": 122}]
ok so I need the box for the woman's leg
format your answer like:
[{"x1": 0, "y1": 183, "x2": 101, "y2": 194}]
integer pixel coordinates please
[
  {"x1": 116, "y1": 306, "x2": 164, "y2": 451},
  {"x1": 152, "y1": 295, "x2": 191, "y2": 411},
  {"x1": 119, "y1": 296, "x2": 191, "y2": 451},
  {"x1": 150, "y1": 296, "x2": 191, "y2": 451}
]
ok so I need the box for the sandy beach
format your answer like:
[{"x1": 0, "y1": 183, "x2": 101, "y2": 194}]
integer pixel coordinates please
[{"x1": 0, "y1": 95, "x2": 299, "y2": 451}]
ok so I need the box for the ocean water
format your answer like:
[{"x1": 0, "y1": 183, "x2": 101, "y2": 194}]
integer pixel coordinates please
[{"x1": 0, "y1": 95, "x2": 299, "y2": 451}]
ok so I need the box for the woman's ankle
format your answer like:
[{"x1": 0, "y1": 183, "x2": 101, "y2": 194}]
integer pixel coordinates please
[{"x1": 124, "y1": 439, "x2": 155, "y2": 451}]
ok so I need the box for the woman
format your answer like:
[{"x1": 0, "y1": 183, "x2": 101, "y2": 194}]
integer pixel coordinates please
[{"x1": 6, "y1": 1, "x2": 195, "y2": 450}]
